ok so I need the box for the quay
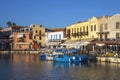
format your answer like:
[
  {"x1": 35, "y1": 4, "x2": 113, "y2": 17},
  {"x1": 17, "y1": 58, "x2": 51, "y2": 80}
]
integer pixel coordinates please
[
  {"x1": 1, "y1": 49, "x2": 120, "y2": 64},
  {"x1": 0, "y1": 49, "x2": 53, "y2": 54},
  {"x1": 97, "y1": 57, "x2": 120, "y2": 63}
]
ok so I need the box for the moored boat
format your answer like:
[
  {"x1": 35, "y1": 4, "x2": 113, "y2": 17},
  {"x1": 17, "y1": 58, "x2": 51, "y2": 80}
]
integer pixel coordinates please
[
  {"x1": 70, "y1": 54, "x2": 88, "y2": 63},
  {"x1": 46, "y1": 54, "x2": 54, "y2": 61},
  {"x1": 39, "y1": 53, "x2": 46, "y2": 60},
  {"x1": 53, "y1": 55, "x2": 72, "y2": 62},
  {"x1": 53, "y1": 54, "x2": 88, "y2": 63}
]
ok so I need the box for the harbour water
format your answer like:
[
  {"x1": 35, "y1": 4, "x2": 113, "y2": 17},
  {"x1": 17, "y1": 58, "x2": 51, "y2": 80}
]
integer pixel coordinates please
[{"x1": 0, "y1": 54, "x2": 120, "y2": 80}]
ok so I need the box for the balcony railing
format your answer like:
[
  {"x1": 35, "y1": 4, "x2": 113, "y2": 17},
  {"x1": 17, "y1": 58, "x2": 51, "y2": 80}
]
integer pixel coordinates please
[
  {"x1": 49, "y1": 39, "x2": 61, "y2": 42},
  {"x1": 71, "y1": 32, "x2": 88, "y2": 37},
  {"x1": 34, "y1": 33, "x2": 45, "y2": 37}
]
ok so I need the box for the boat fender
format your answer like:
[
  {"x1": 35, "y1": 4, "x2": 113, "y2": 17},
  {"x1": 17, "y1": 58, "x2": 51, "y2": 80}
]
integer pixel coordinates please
[
  {"x1": 79, "y1": 57, "x2": 81, "y2": 61},
  {"x1": 73, "y1": 56, "x2": 75, "y2": 60},
  {"x1": 69, "y1": 59, "x2": 71, "y2": 62}
]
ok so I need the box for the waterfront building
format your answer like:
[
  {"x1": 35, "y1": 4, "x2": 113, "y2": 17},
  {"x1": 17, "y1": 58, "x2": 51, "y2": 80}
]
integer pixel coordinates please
[
  {"x1": 45, "y1": 28, "x2": 51, "y2": 48},
  {"x1": 46, "y1": 28, "x2": 65, "y2": 49},
  {"x1": 0, "y1": 26, "x2": 24, "y2": 50},
  {"x1": 65, "y1": 21, "x2": 90, "y2": 48},
  {"x1": 96, "y1": 16, "x2": 110, "y2": 40},
  {"x1": 12, "y1": 27, "x2": 34, "y2": 50},
  {"x1": 65, "y1": 15, "x2": 110, "y2": 51},
  {"x1": 65, "y1": 17, "x2": 99, "y2": 48},
  {"x1": 30, "y1": 24, "x2": 46, "y2": 49},
  {"x1": 108, "y1": 13, "x2": 120, "y2": 40},
  {"x1": 0, "y1": 27, "x2": 11, "y2": 50}
]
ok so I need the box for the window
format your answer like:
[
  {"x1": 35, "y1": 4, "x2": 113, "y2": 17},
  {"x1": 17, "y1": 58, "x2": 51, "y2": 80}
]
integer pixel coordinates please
[
  {"x1": 91, "y1": 25, "x2": 93, "y2": 31},
  {"x1": 116, "y1": 22, "x2": 120, "y2": 29},
  {"x1": 77, "y1": 28, "x2": 79, "y2": 32},
  {"x1": 35, "y1": 30, "x2": 37, "y2": 33},
  {"x1": 56, "y1": 35, "x2": 57, "y2": 40},
  {"x1": 59, "y1": 34, "x2": 61, "y2": 39},
  {"x1": 39, "y1": 36, "x2": 41, "y2": 40},
  {"x1": 94, "y1": 25, "x2": 96, "y2": 31},
  {"x1": 86, "y1": 26, "x2": 88, "y2": 31},
  {"x1": 83, "y1": 26, "x2": 85, "y2": 32},
  {"x1": 116, "y1": 33, "x2": 120, "y2": 39},
  {"x1": 34, "y1": 36, "x2": 36, "y2": 39},
  {"x1": 74, "y1": 28, "x2": 76, "y2": 33},
  {"x1": 39, "y1": 30, "x2": 41, "y2": 35}
]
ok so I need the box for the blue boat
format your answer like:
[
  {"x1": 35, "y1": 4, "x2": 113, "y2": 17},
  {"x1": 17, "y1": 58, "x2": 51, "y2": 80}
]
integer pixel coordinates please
[
  {"x1": 80, "y1": 55, "x2": 88, "y2": 62},
  {"x1": 70, "y1": 56, "x2": 80, "y2": 63},
  {"x1": 53, "y1": 55, "x2": 72, "y2": 62},
  {"x1": 40, "y1": 53, "x2": 46, "y2": 60},
  {"x1": 53, "y1": 54, "x2": 88, "y2": 63},
  {"x1": 72, "y1": 54, "x2": 88, "y2": 62}
]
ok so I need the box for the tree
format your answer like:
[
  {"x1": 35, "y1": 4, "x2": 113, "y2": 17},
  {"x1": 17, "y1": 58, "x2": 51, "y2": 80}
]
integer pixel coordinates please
[
  {"x1": 0, "y1": 25, "x2": 3, "y2": 29},
  {"x1": 7, "y1": 21, "x2": 12, "y2": 27},
  {"x1": 12, "y1": 22, "x2": 16, "y2": 26},
  {"x1": 7, "y1": 21, "x2": 17, "y2": 27}
]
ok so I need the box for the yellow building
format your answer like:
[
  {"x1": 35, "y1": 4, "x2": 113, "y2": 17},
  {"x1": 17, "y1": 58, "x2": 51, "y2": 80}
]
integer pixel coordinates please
[
  {"x1": 30, "y1": 24, "x2": 46, "y2": 48},
  {"x1": 66, "y1": 16, "x2": 110, "y2": 41},
  {"x1": 65, "y1": 20, "x2": 90, "y2": 48},
  {"x1": 65, "y1": 16, "x2": 109, "y2": 48}
]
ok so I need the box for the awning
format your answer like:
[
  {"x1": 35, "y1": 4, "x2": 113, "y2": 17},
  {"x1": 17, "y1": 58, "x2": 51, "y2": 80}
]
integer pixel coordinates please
[
  {"x1": 47, "y1": 42, "x2": 59, "y2": 45},
  {"x1": 90, "y1": 40, "x2": 120, "y2": 45},
  {"x1": 17, "y1": 34, "x2": 23, "y2": 38},
  {"x1": 81, "y1": 38, "x2": 94, "y2": 42},
  {"x1": 96, "y1": 43, "x2": 105, "y2": 46},
  {"x1": 16, "y1": 42, "x2": 30, "y2": 45}
]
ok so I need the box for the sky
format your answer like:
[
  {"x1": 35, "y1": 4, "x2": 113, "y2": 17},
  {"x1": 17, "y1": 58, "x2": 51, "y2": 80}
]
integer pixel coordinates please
[{"x1": 0, "y1": 0, "x2": 120, "y2": 28}]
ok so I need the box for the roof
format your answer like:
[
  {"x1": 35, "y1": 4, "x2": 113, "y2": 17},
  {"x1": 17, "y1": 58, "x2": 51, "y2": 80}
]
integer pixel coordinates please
[
  {"x1": 11, "y1": 26, "x2": 25, "y2": 29},
  {"x1": 51, "y1": 28, "x2": 65, "y2": 32}
]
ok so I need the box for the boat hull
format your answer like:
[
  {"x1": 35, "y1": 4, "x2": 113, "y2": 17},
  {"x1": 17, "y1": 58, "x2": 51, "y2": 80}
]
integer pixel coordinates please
[{"x1": 53, "y1": 55, "x2": 71, "y2": 62}]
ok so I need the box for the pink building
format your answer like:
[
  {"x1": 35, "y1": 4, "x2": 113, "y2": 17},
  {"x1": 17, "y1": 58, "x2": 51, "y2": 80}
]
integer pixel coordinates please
[
  {"x1": 13, "y1": 27, "x2": 34, "y2": 50},
  {"x1": 13, "y1": 32, "x2": 32, "y2": 50}
]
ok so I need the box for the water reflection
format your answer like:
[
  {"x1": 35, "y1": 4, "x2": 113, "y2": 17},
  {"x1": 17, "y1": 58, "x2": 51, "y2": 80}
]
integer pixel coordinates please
[
  {"x1": 0, "y1": 54, "x2": 120, "y2": 80},
  {"x1": 11, "y1": 54, "x2": 39, "y2": 64},
  {"x1": 53, "y1": 62, "x2": 89, "y2": 68}
]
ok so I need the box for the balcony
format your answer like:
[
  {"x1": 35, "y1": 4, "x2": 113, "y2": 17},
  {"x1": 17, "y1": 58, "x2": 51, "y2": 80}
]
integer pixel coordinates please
[
  {"x1": 82, "y1": 31, "x2": 88, "y2": 35},
  {"x1": 49, "y1": 39, "x2": 60, "y2": 42},
  {"x1": 17, "y1": 37, "x2": 26, "y2": 42},
  {"x1": 34, "y1": 33, "x2": 45, "y2": 37}
]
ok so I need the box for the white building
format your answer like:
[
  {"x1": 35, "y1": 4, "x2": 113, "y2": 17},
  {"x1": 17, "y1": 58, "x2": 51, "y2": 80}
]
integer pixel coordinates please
[{"x1": 45, "y1": 28, "x2": 65, "y2": 48}]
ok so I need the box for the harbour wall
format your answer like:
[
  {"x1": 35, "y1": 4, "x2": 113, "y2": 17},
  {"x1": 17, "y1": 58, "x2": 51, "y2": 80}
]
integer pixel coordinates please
[{"x1": 97, "y1": 57, "x2": 120, "y2": 63}]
